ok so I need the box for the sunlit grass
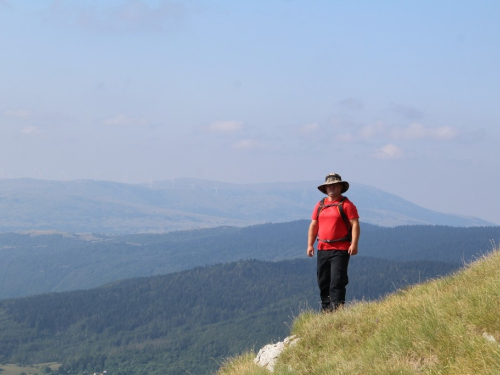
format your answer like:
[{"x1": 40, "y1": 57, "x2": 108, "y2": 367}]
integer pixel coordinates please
[
  {"x1": 0, "y1": 362, "x2": 61, "y2": 375},
  {"x1": 218, "y1": 248, "x2": 500, "y2": 374},
  {"x1": 218, "y1": 352, "x2": 271, "y2": 375}
]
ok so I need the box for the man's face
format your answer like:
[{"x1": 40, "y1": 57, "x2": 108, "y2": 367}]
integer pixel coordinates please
[{"x1": 325, "y1": 184, "x2": 342, "y2": 196}]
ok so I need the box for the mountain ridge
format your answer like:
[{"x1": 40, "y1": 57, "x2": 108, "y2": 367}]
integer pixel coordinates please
[{"x1": 0, "y1": 178, "x2": 493, "y2": 234}]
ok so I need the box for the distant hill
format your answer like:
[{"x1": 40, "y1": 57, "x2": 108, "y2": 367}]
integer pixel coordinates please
[
  {"x1": 0, "y1": 178, "x2": 493, "y2": 234},
  {"x1": 1, "y1": 222, "x2": 499, "y2": 300},
  {"x1": 0, "y1": 257, "x2": 459, "y2": 375}
]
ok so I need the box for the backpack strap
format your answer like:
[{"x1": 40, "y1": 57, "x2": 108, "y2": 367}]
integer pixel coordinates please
[
  {"x1": 316, "y1": 196, "x2": 346, "y2": 219},
  {"x1": 337, "y1": 200, "x2": 352, "y2": 241},
  {"x1": 316, "y1": 196, "x2": 352, "y2": 243},
  {"x1": 315, "y1": 197, "x2": 327, "y2": 220}
]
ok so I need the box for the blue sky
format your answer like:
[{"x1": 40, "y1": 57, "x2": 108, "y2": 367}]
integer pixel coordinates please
[{"x1": 1, "y1": 0, "x2": 499, "y2": 224}]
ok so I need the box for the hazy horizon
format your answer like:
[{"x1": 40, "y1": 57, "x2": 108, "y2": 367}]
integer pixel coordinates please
[{"x1": 1, "y1": 0, "x2": 499, "y2": 224}]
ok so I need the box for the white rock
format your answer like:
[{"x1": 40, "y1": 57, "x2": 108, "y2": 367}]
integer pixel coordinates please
[
  {"x1": 254, "y1": 335, "x2": 300, "y2": 372},
  {"x1": 483, "y1": 332, "x2": 497, "y2": 344}
]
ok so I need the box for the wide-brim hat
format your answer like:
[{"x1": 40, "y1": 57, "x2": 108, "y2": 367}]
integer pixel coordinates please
[{"x1": 317, "y1": 173, "x2": 349, "y2": 194}]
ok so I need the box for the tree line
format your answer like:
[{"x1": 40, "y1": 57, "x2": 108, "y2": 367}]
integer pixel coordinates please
[{"x1": 1, "y1": 222, "x2": 499, "y2": 300}]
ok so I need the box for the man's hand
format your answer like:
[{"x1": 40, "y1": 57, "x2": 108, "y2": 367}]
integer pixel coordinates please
[
  {"x1": 307, "y1": 220, "x2": 319, "y2": 258},
  {"x1": 348, "y1": 243, "x2": 358, "y2": 256},
  {"x1": 348, "y1": 218, "x2": 360, "y2": 256},
  {"x1": 307, "y1": 245, "x2": 315, "y2": 257}
]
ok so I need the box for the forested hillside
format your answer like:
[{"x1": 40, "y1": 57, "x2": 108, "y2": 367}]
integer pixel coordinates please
[
  {"x1": 0, "y1": 256, "x2": 458, "y2": 375},
  {"x1": 1, "y1": 222, "x2": 499, "y2": 299}
]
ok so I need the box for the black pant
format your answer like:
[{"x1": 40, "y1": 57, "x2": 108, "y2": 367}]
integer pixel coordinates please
[{"x1": 317, "y1": 250, "x2": 350, "y2": 311}]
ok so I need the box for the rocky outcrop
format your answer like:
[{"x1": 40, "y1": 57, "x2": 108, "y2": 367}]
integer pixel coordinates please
[{"x1": 254, "y1": 335, "x2": 300, "y2": 372}]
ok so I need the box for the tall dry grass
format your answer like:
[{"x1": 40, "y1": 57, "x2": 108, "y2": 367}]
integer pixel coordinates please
[{"x1": 218, "y1": 248, "x2": 500, "y2": 375}]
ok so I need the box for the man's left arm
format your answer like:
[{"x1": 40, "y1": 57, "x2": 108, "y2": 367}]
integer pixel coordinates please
[{"x1": 348, "y1": 218, "x2": 360, "y2": 255}]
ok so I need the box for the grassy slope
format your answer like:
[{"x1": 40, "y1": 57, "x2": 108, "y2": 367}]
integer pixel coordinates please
[
  {"x1": 219, "y1": 248, "x2": 500, "y2": 375},
  {"x1": 0, "y1": 363, "x2": 60, "y2": 375}
]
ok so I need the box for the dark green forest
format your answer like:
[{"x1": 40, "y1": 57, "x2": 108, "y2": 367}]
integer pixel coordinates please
[
  {"x1": 0, "y1": 223, "x2": 498, "y2": 374},
  {"x1": 1, "y1": 222, "x2": 499, "y2": 299},
  {"x1": 0, "y1": 256, "x2": 459, "y2": 375}
]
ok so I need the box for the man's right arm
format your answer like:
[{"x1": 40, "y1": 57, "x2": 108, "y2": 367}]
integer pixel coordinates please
[{"x1": 307, "y1": 220, "x2": 318, "y2": 257}]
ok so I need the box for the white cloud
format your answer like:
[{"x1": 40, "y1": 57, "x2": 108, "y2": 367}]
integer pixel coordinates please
[
  {"x1": 333, "y1": 122, "x2": 385, "y2": 142},
  {"x1": 335, "y1": 133, "x2": 356, "y2": 142},
  {"x1": 22, "y1": 126, "x2": 42, "y2": 136},
  {"x1": 429, "y1": 126, "x2": 459, "y2": 140},
  {"x1": 372, "y1": 143, "x2": 405, "y2": 160},
  {"x1": 232, "y1": 139, "x2": 265, "y2": 150},
  {"x1": 205, "y1": 120, "x2": 244, "y2": 133},
  {"x1": 4, "y1": 109, "x2": 31, "y2": 118},
  {"x1": 391, "y1": 123, "x2": 459, "y2": 140},
  {"x1": 358, "y1": 122, "x2": 386, "y2": 139},
  {"x1": 391, "y1": 123, "x2": 427, "y2": 139},
  {"x1": 110, "y1": 0, "x2": 186, "y2": 32},
  {"x1": 331, "y1": 121, "x2": 458, "y2": 145},
  {"x1": 103, "y1": 114, "x2": 148, "y2": 127},
  {"x1": 44, "y1": 0, "x2": 188, "y2": 33},
  {"x1": 298, "y1": 123, "x2": 319, "y2": 134}
]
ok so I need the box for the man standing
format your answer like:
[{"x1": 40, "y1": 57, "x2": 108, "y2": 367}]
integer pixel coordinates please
[{"x1": 307, "y1": 173, "x2": 360, "y2": 312}]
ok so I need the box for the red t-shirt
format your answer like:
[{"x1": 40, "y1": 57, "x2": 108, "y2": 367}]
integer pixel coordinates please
[{"x1": 311, "y1": 196, "x2": 359, "y2": 251}]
